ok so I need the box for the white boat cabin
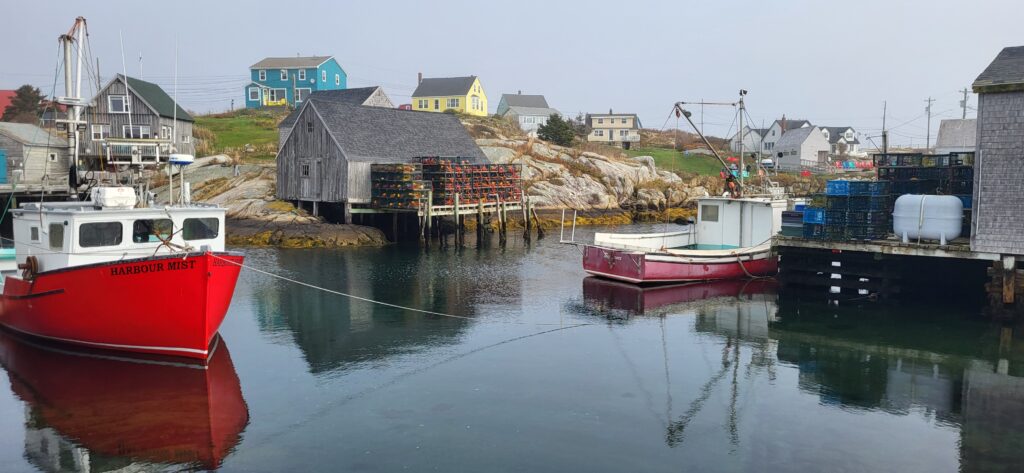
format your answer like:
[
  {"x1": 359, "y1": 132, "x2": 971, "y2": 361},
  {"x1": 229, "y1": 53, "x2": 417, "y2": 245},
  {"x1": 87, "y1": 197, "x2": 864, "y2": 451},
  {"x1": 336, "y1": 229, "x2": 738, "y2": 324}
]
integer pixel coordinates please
[
  {"x1": 10, "y1": 187, "x2": 226, "y2": 273},
  {"x1": 695, "y1": 197, "x2": 785, "y2": 249},
  {"x1": 593, "y1": 197, "x2": 785, "y2": 251}
]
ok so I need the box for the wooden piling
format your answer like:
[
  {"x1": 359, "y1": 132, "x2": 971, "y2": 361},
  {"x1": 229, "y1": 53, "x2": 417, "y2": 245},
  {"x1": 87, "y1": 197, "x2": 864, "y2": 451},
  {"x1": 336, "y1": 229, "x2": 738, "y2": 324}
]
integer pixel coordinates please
[{"x1": 477, "y1": 200, "x2": 485, "y2": 245}]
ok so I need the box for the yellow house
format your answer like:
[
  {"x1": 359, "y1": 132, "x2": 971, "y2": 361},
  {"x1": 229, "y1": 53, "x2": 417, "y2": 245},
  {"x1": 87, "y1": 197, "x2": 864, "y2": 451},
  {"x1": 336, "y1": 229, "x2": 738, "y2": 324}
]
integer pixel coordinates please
[{"x1": 411, "y1": 75, "x2": 488, "y2": 116}]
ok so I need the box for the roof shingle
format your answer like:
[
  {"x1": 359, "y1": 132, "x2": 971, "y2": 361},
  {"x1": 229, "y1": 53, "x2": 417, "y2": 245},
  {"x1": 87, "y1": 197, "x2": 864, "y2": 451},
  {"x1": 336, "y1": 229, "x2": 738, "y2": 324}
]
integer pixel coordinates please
[
  {"x1": 279, "y1": 87, "x2": 385, "y2": 129},
  {"x1": 500, "y1": 94, "x2": 548, "y2": 108},
  {"x1": 973, "y1": 46, "x2": 1024, "y2": 93}
]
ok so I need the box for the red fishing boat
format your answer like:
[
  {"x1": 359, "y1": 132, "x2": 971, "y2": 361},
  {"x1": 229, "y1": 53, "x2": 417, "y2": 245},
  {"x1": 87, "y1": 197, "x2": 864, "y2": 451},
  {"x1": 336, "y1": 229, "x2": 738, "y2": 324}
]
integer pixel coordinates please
[
  {"x1": 0, "y1": 187, "x2": 243, "y2": 359},
  {"x1": 581, "y1": 196, "x2": 784, "y2": 283},
  {"x1": 0, "y1": 329, "x2": 248, "y2": 470}
]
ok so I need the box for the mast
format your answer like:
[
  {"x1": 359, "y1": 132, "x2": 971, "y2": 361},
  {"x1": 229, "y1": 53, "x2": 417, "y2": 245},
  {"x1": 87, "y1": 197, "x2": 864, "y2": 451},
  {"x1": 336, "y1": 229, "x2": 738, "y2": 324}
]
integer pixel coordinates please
[
  {"x1": 738, "y1": 90, "x2": 745, "y2": 189},
  {"x1": 58, "y1": 17, "x2": 88, "y2": 191}
]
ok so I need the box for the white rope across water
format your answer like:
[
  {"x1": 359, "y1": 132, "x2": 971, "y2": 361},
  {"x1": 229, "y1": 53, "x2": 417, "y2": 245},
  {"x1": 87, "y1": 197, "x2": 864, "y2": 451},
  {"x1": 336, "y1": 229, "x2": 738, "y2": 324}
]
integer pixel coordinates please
[{"x1": 210, "y1": 253, "x2": 591, "y2": 327}]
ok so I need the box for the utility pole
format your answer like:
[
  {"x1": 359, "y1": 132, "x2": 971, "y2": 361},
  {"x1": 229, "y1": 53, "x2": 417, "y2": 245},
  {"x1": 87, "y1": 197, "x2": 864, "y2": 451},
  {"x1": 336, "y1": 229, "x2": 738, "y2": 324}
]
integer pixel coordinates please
[
  {"x1": 138, "y1": 52, "x2": 143, "y2": 78},
  {"x1": 960, "y1": 87, "x2": 970, "y2": 119},
  {"x1": 95, "y1": 57, "x2": 100, "y2": 88},
  {"x1": 882, "y1": 101, "x2": 888, "y2": 154},
  {"x1": 924, "y1": 96, "x2": 935, "y2": 150}
]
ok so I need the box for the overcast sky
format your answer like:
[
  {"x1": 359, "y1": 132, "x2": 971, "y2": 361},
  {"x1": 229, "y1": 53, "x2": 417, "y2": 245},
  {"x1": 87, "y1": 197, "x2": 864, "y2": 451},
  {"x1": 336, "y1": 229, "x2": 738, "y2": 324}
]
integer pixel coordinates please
[{"x1": 3, "y1": 0, "x2": 1021, "y2": 146}]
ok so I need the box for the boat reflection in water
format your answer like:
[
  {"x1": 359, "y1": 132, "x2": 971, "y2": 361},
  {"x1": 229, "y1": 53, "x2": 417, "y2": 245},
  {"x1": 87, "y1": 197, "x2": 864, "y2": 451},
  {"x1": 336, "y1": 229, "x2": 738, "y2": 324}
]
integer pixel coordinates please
[
  {"x1": 0, "y1": 330, "x2": 249, "y2": 472},
  {"x1": 581, "y1": 276, "x2": 778, "y2": 317}
]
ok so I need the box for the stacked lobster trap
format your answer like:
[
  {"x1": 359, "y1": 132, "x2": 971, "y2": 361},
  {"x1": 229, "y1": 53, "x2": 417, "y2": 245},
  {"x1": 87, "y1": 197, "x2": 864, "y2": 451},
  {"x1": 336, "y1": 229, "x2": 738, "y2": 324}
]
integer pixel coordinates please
[{"x1": 370, "y1": 158, "x2": 522, "y2": 210}]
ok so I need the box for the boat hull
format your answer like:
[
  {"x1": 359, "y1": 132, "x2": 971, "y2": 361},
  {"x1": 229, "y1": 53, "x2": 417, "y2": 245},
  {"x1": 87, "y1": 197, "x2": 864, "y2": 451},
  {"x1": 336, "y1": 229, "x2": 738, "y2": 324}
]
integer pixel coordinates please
[
  {"x1": 582, "y1": 245, "x2": 777, "y2": 284},
  {"x1": 0, "y1": 251, "x2": 243, "y2": 359}
]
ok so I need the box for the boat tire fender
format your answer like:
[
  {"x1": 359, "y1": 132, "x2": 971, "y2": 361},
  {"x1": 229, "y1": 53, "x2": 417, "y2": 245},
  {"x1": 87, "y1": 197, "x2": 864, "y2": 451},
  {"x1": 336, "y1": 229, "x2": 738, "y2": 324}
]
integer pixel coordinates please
[{"x1": 18, "y1": 256, "x2": 38, "y2": 281}]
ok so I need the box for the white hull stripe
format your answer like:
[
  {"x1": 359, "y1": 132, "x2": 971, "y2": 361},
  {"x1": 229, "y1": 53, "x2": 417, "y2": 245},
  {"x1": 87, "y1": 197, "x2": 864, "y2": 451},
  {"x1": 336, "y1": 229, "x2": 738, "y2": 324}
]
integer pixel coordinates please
[{"x1": 0, "y1": 324, "x2": 209, "y2": 356}]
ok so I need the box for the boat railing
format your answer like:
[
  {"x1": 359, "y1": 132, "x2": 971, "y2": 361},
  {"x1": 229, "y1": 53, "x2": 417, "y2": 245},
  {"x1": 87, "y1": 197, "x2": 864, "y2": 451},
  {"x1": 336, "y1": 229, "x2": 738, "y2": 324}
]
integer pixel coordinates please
[{"x1": 559, "y1": 209, "x2": 578, "y2": 245}]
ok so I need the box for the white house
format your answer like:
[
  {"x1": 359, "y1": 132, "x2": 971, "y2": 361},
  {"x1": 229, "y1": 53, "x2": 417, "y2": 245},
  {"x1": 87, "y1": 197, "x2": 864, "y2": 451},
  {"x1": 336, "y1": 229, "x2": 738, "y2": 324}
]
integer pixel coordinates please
[
  {"x1": 729, "y1": 126, "x2": 767, "y2": 154},
  {"x1": 934, "y1": 118, "x2": 976, "y2": 154},
  {"x1": 762, "y1": 118, "x2": 812, "y2": 154},
  {"x1": 773, "y1": 126, "x2": 830, "y2": 171},
  {"x1": 496, "y1": 93, "x2": 560, "y2": 137},
  {"x1": 820, "y1": 126, "x2": 863, "y2": 157}
]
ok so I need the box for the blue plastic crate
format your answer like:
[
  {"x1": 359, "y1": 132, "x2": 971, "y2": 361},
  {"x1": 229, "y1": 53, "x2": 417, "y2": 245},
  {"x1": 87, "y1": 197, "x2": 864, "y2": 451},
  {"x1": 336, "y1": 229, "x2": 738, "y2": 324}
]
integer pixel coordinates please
[
  {"x1": 956, "y1": 194, "x2": 972, "y2": 208},
  {"x1": 794, "y1": 204, "x2": 807, "y2": 212},
  {"x1": 802, "y1": 207, "x2": 825, "y2": 224},
  {"x1": 826, "y1": 180, "x2": 850, "y2": 196}
]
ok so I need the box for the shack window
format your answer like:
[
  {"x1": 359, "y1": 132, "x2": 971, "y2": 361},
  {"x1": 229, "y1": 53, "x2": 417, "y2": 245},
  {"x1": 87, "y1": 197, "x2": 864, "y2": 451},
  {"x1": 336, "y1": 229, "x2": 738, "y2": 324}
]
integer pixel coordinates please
[
  {"x1": 30, "y1": 227, "x2": 39, "y2": 241},
  {"x1": 307, "y1": 121, "x2": 313, "y2": 133},
  {"x1": 701, "y1": 204, "x2": 720, "y2": 223},
  {"x1": 183, "y1": 218, "x2": 219, "y2": 240},
  {"x1": 49, "y1": 223, "x2": 64, "y2": 250},
  {"x1": 108, "y1": 95, "x2": 129, "y2": 113},
  {"x1": 133, "y1": 219, "x2": 173, "y2": 243},
  {"x1": 79, "y1": 222, "x2": 123, "y2": 248},
  {"x1": 300, "y1": 163, "x2": 310, "y2": 177}
]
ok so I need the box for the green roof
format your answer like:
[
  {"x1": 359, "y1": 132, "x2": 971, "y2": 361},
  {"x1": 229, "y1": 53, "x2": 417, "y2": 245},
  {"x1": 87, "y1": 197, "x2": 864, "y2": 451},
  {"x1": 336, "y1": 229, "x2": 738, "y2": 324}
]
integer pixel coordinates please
[{"x1": 120, "y1": 74, "x2": 194, "y2": 122}]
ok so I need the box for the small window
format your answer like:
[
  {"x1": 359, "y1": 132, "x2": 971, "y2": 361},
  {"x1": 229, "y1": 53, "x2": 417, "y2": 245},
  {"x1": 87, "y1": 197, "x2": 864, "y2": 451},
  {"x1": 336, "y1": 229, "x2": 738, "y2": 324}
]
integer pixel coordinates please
[
  {"x1": 595, "y1": 130, "x2": 603, "y2": 137},
  {"x1": 597, "y1": 118, "x2": 604, "y2": 124},
  {"x1": 248, "y1": 87, "x2": 260, "y2": 101},
  {"x1": 258, "y1": 70, "x2": 267, "y2": 81},
  {"x1": 49, "y1": 223, "x2": 64, "y2": 250},
  {"x1": 280, "y1": 69, "x2": 288, "y2": 81},
  {"x1": 30, "y1": 227, "x2": 39, "y2": 241},
  {"x1": 298, "y1": 70, "x2": 306, "y2": 81},
  {"x1": 447, "y1": 98, "x2": 459, "y2": 108},
  {"x1": 472, "y1": 96, "x2": 480, "y2": 110},
  {"x1": 132, "y1": 219, "x2": 173, "y2": 243},
  {"x1": 701, "y1": 204, "x2": 720, "y2": 223},
  {"x1": 335, "y1": 74, "x2": 340, "y2": 86},
  {"x1": 182, "y1": 135, "x2": 191, "y2": 144},
  {"x1": 48, "y1": 153, "x2": 57, "y2": 162},
  {"x1": 123, "y1": 125, "x2": 151, "y2": 139},
  {"x1": 307, "y1": 121, "x2": 313, "y2": 133},
  {"x1": 91, "y1": 124, "x2": 110, "y2": 140},
  {"x1": 79, "y1": 222, "x2": 123, "y2": 248},
  {"x1": 183, "y1": 218, "x2": 219, "y2": 240},
  {"x1": 300, "y1": 163, "x2": 310, "y2": 177},
  {"x1": 621, "y1": 118, "x2": 628, "y2": 124},
  {"x1": 434, "y1": 99, "x2": 440, "y2": 110},
  {"x1": 161, "y1": 126, "x2": 171, "y2": 139},
  {"x1": 417, "y1": 99, "x2": 427, "y2": 109},
  {"x1": 108, "y1": 95, "x2": 129, "y2": 113},
  {"x1": 322, "y1": 70, "x2": 327, "y2": 82}
]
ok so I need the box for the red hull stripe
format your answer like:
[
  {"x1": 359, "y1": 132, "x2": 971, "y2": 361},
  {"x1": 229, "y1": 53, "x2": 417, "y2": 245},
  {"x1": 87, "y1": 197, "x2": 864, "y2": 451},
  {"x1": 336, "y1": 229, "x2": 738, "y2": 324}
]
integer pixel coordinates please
[{"x1": 2, "y1": 323, "x2": 209, "y2": 356}]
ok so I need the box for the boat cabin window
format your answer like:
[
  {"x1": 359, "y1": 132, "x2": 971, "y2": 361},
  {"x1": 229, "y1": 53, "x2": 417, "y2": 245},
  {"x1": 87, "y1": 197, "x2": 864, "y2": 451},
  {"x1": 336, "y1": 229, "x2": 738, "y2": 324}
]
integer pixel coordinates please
[
  {"x1": 30, "y1": 227, "x2": 39, "y2": 242},
  {"x1": 48, "y1": 223, "x2": 64, "y2": 250},
  {"x1": 79, "y1": 222, "x2": 123, "y2": 248},
  {"x1": 701, "y1": 204, "x2": 720, "y2": 223},
  {"x1": 133, "y1": 219, "x2": 173, "y2": 243},
  {"x1": 183, "y1": 218, "x2": 219, "y2": 241}
]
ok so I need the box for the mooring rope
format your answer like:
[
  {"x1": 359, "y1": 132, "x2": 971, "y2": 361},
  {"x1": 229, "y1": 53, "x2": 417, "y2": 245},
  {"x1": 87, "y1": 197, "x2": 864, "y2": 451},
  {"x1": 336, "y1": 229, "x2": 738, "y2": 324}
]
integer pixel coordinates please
[{"x1": 209, "y1": 253, "x2": 591, "y2": 327}]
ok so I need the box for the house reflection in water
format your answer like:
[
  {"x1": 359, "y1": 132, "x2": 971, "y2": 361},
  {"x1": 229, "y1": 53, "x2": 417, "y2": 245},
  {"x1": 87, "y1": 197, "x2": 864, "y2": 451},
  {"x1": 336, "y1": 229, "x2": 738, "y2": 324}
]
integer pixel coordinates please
[
  {"x1": 248, "y1": 249, "x2": 524, "y2": 374},
  {"x1": 0, "y1": 331, "x2": 249, "y2": 473}
]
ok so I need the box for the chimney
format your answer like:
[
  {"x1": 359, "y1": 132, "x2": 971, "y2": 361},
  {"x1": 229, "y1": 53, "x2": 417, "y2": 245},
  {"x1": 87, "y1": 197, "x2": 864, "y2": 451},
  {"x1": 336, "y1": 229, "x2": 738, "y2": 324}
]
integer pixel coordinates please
[
  {"x1": 609, "y1": 108, "x2": 613, "y2": 114},
  {"x1": 780, "y1": 114, "x2": 787, "y2": 133},
  {"x1": 417, "y1": 72, "x2": 422, "y2": 84}
]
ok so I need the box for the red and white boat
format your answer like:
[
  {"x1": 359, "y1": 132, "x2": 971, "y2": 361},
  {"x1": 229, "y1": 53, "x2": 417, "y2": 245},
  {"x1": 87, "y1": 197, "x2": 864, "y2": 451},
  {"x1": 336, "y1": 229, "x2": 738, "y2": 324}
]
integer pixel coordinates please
[
  {"x1": 0, "y1": 187, "x2": 243, "y2": 359},
  {"x1": 582, "y1": 196, "x2": 785, "y2": 283}
]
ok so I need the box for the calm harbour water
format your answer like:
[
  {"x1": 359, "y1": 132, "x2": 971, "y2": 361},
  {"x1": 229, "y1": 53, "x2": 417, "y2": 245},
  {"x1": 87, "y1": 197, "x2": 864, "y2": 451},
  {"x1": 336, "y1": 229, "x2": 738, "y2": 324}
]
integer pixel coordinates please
[{"x1": 0, "y1": 225, "x2": 1022, "y2": 472}]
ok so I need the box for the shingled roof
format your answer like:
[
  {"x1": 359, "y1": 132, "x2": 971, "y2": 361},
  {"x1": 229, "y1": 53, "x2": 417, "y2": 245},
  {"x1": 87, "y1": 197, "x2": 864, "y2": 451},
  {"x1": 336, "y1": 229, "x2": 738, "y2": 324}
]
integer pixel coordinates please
[
  {"x1": 311, "y1": 101, "x2": 485, "y2": 162},
  {"x1": 821, "y1": 126, "x2": 860, "y2": 145},
  {"x1": 119, "y1": 74, "x2": 193, "y2": 122},
  {"x1": 935, "y1": 119, "x2": 977, "y2": 150},
  {"x1": 0, "y1": 122, "x2": 67, "y2": 147},
  {"x1": 973, "y1": 46, "x2": 1024, "y2": 93},
  {"x1": 412, "y1": 76, "x2": 478, "y2": 97},
  {"x1": 250, "y1": 56, "x2": 333, "y2": 69},
  {"x1": 500, "y1": 94, "x2": 548, "y2": 108},
  {"x1": 279, "y1": 87, "x2": 384, "y2": 129}
]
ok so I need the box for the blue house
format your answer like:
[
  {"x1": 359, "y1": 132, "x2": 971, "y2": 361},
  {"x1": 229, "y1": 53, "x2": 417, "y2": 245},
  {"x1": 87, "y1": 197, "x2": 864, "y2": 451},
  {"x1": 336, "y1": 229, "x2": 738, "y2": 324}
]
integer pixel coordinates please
[{"x1": 244, "y1": 56, "x2": 347, "y2": 109}]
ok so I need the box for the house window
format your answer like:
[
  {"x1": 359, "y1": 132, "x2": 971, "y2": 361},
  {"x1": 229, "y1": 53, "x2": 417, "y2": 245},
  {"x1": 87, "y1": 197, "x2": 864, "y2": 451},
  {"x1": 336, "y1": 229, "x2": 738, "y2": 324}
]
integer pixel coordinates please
[
  {"x1": 447, "y1": 98, "x2": 459, "y2": 108},
  {"x1": 122, "y1": 125, "x2": 152, "y2": 139},
  {"x1": 79, "y1": 222, "x2": 123, "y2": 248},
  {"x1": 49, "y1": 223, "x2": 64, "y2": 250},
  {"x1": 248, "y1": 87, "x2": 260, "y2": 101},
  {"x1": 268, "y1": 88, "x2": 287, "y2": 102},
  {"x1": 620, "y1": 130, "x2": 627, "y2": 137},
  {"x1": 183, "y1": 218, "x2": 219, "y2": 241},
  {"x1": 296, "y1": 88, "x2": 310, "y2": 103},
  {"x1": 108, "y1": 95, "x2": 129, "y2": 113},
  {"x1": 132, "y1": 219, "x2": 173, "y2": 243},
  {"x1": 182, "y1": 135, "x2": 191, "y2": 144},
  {"x1": 91, "y1": 124, "x2": 110, "y2": 140},
  {"x1": 845, "y1": 131, "x2": 853, "y2": 139},
  {"x1": 595, "y1": 130, "x2": 604, "y2": 137},
  {"x1": 258, "y1": 70, "x2": 267, "y2": 81},
  {"x1": 597, "y1": 118, "x2": 603, "y2": 124},
  {"x1": 335, "y1": 74, "x2": 340, "y2": 86},
  {"x1": 298, "y1": 70, "x2": 306, "y2": 81},
  {"x1": 417, "y1": 99, "x2": 428, "y2": 109},
  {"x1": 701, "y1": 204, "x2": 720, "y2": 222},
  {"x1": 161, "y1": 126, "x2": 171, "y2": 139},
  {"x1": 300, "y1": 162, "x2": 310, "y2": 177},
  {"x1": 472, "y1": 96, "x2": 480, "y2": 110},
  {"x1": 434, "y1": 99, "x2": 440, "y2": 110},
  {"x1": 307, "y1": 121, "x2": 313, "y2": 133},
  {"x1": 280, "y1": 69, "x2": 288, "y2": 81},
  {"x1": 621, "y1": 118, "x2": 628, "y2": 124},
  {"x1": 322, "y1": 70, "x2": 327, "y2": 82}
]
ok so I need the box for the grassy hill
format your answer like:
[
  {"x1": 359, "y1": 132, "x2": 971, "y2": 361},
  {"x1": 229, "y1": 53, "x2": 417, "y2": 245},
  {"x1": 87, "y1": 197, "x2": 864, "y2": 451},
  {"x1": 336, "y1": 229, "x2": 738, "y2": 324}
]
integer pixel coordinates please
[
  {"x1": 625, "y1": 147, "x2": 723, "y2": 176},
  {"x1": 194, "y1": 109, "x2": 285, "y2": 161}
]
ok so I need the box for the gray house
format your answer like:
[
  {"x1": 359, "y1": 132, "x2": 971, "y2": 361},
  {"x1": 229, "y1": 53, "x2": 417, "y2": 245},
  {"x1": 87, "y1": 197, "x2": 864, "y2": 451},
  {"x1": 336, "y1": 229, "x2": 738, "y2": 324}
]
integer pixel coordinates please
[
  {"x1": 972, "y1": 46, "x2": 1024, "y2": 255},
  {"x1": 0, "y1": 123, "x2": 69, "y2": 186},
  {"x1": 81, "y1": 74, "x2": 194, "y2": 167},
  {"x1": 276, "y1": 100, "x2": 485, "y2": 222},
  {"x1": 773, "y1": 126, "x2": 830, "y2": 171},
  {"x1": 934, "y1": 119, "x2": 977, "y2": 155},
  {"x1": 496, "y1": 93, "x2": 560, "y2": 137},
  {"x1": 278, "y1": 86, "x2": 394, "y2": 149}
]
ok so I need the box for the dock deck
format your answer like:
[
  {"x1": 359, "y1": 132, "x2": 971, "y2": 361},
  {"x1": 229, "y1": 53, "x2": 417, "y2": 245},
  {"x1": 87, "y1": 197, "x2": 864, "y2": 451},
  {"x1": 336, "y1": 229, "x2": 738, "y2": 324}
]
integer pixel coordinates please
[{"x1": 773, "y1": 235, "x2": 1000, "y2": 262}]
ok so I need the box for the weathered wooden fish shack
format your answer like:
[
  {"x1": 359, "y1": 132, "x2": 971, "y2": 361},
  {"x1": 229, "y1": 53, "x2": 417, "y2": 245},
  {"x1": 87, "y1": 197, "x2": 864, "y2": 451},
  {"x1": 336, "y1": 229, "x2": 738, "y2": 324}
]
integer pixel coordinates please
[{"x1": 775, "y1": 46, "x2": 1024, "y2": 317}]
